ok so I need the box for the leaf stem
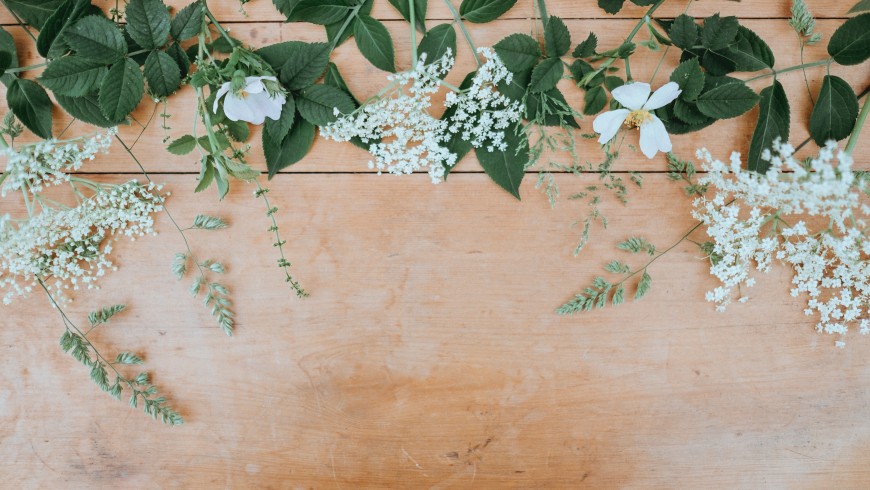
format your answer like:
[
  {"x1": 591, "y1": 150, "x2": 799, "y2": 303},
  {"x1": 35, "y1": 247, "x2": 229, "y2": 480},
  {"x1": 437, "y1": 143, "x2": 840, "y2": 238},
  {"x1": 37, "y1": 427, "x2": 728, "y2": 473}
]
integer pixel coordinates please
[
  {"x1": 615, "y1": 220, "x2": 704, "y2": 289},
  {"x1": 846, "y1": 95, "x2": 870, "y2": 155},
  {"x1": 254, "y1": 182, "x2": 308, "y2": 298},
  {"x1": 442, "y1": 0, "x2": 481, "y2": 67},
  {"x1": 329, "y1": 3, "x2": 363, "y2": 52},
  {"x1": 743, "y1": 58, "x2": 832, "y2": 83},
  {"x1": 536, "y1": 0, "x2": 549, "y2": 28},
  {"x1": 590, "y1": 0, "x2": 666, "y2": 78},
  {"x1": 0, "y1": 0, "x2": 36, "y2": 43},
  {"x1": 410, "y1": 0, "x2": 418, "y2": 63}
]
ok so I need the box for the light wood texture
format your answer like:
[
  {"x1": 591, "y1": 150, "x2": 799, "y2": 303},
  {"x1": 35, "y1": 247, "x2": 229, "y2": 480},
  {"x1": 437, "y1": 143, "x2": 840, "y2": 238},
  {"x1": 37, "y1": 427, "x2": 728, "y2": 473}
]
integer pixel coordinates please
[{"x1": 2, "y1": 1, "x2": 870, "y2": 488}]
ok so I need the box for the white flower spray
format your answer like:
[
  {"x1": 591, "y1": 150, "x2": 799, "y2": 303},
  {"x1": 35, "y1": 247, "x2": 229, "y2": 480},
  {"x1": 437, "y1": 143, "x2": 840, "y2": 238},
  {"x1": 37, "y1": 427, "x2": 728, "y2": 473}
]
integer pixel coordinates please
[{"x1": 693, "y1": 140, "x2": 869, "y2": 339}]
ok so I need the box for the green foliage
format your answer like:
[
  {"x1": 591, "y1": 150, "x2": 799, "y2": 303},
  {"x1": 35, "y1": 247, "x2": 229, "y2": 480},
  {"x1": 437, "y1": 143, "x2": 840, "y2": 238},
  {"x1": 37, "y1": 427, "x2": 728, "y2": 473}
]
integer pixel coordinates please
[
  {"x1": 696, "y1": 82, "x2": 759, "y2": 119},
  {"x1": 748, "y1": 81, "x2": 790, "y2": 173},
  {"x1": 387, "y1": 0, "x2": 427, "y2": 33},
  {"x1": 666, "y1": 153, "x2": 708, "y2": 196},
  {"x1": 828, "y1": 13, "x2": 870, "y2": 65},
  {"x1": 192, "y1": 215, "x2": 229, "y2": 230},
  {"x1": 669, "y1": 58, "x2": 705, "y2": 101},
  {"x1": 264, "y1": 113, "x2": 315, "y2": 178},
  {"x1": 7, "y1": 79, "x2": 53, "y2": 138},
  {"x1": 544, "y1": 16, "x2": 571, "y2": 58},
  {"x1": 258, "y1": 41, "x2": 330, "y2": 90},
  {"x1": 38, "y1": 56, "x2": 107, "y2": 97},
  {"x1": 353, "y1": 15, "x2": 395, "y2": 72},
  {"x1": 3, "y1": 0, "x2": 65, "y2": 30},
  {"x1": 64, "y1": 15, "x2": 127, "y2": 63},
  {"x1": 36, "y1": 0, "x2": 91, "y2": 58},
  {"x1": 167, "y1": 135, "x2": 197, "y2": 155},
  {"x1": 850, "y1": 0, "x2": 870, "y2": 13},
  {"x1": 287, "y1": 0, "x2": 353, "y2": 24},
  {"x1": 790, "y1": 0, "x2": 822, "y2": 45},
  {"x1": 296, "y1": 84, "x2": 355, "y2": 126},
  {"x1": 55, "y1": 93, "x2": 116, "y2": 127},
  {"x1": 170, "y1": 2, "x2": 204, "y2": 42},
  {"x1": 99, "y1": 58, "x2": 144, "y2": 122},
  {"x1": 459, "y1": 0, "x2": 518, "y2": 23},
  {"x1": 494, "y1": 34, "x2": 541, "y2": 72},
  {"x1": 583, "y1": 86, "x2": 607, "y2": 115},
  {"x1": 597, "y1": 0, "x2": 657, "y2": 15},
  {"x1": 529, "y1": 58, "x2": 563, "y2": 93},
  {"x1": 617, "y1": 237, "x2": 656, "y2": 256},
  {"x1": 418, "y1": 24, "x2": 456, "y2": 72},
  {"x1": 125, "y1": 0, "x2": 170, "y2": 50},
  {"x1": 88, "y1": 304, "x2": 126, "y2": 327},
  {"x1": 573, "y1": 33, "x2": 597, "y2": 58},
  {"x1": 474, "y1": 123, "x2": 527, "y2": 199},
  {"x1": 669, "y1": 14, "x2": 698, "y2": 50},
  {"x1": 809, "y1": 75, "x2": 859, "y2": 144},
  {"x1": 144, "y1": 50, "x2": 182, "y2": 97}
]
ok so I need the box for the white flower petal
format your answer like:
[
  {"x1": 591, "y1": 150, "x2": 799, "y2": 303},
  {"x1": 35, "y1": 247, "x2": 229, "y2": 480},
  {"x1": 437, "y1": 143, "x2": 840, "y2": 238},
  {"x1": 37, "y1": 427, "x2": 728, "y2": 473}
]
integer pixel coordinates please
[
  {"x1": 245, "y1": 92, "x2": 284, "y2": 124},
  {"x1": 213, "y1": 82, "x2": 231, "y2": 114},
  {"x1": 638, "y1": 115, "x2": 671, "y2": 159},
  {"x1": 223, "y1": 94, "x2": 256, "y2": 123},
  {"x1": 244, "y1": 77, "x2": 266, "y2": 94},
  {"x1": 593, "y1": 109, "x2": 630, "y2": 145},
  {"x1": 611, "y1": 82, "x2": 650, "y2": 110},
  {"x1": 643, "y1": 81, "x2": 682, "y2": 110}
]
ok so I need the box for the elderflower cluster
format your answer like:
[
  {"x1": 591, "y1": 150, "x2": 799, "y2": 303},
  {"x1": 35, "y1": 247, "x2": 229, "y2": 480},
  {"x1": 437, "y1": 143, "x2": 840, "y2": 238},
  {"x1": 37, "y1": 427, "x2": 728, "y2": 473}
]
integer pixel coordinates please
[
  {"x1": 443, "y1": 47, "x2": 523, "y2": 152},
  {"x1": 321, "y1": 51, "x2": 456, "y2": 184},
  {"x1": 693, "y1": 140, "x2": 869, "y2": 339},
  {"x1": 1, "y1": 128, "x2": 116, "y2": 197}
]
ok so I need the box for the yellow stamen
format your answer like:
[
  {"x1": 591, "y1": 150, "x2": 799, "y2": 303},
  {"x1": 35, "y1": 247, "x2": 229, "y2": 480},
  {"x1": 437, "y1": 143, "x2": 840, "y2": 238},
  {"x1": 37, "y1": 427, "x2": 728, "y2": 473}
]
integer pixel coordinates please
[
  {"x1": 239, "y1": 90, "x2": 249, "y2": 99},
  {"x1": 625, "y1": 110, "x2": 652, "y2": 128}
]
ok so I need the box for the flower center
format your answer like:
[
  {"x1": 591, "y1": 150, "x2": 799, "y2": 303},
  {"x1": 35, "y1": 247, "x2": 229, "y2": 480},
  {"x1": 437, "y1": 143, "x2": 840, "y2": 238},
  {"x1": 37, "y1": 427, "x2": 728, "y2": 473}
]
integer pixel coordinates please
[
  {"x1": 626, "y1": 110, "x2": 652, "y2": 128},
  {"x1": 238, "y1": 90, "x2": 249, "y2": 99}
]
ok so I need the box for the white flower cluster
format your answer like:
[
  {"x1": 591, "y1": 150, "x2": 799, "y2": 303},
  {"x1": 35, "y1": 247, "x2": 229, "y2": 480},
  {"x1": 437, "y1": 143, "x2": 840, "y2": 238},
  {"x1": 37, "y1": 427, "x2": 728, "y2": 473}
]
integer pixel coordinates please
[
  {"x1": 321, "y1": 48, "x2": 522, "y2": 184},
  {"x1": 1, "y1": 128, "x2": 116, "y2": 197},
  {"x1": 0, "y1": 132, "x2": 165, "y2": 304},
  {"x1": 693, "y1": 140, "x2": 869, "y2": 339},
  {"x1": 444, "y1": 47, "x2": 523, "y2": 152}
]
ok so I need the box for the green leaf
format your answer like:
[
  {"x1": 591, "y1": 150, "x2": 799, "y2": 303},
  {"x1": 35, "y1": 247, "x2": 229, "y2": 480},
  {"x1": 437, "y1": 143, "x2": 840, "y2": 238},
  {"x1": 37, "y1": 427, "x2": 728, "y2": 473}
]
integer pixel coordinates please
[
  {"x1": 387, "y1": 0, "x2": 427, "y2": 33},
  {"x1": 296, "y1": 84, "x2": 355, "y2": 126},
  {"x1": 144, "y1": 50, "x2": 181, "y2": 98},
  {"x1": 36, "y1": 0, "x2": 90, "y2": 58},
  {"x1": 125, "y1": 0, "x2": 170, "y2": 50},
  {"x1": 459, "y1": 0, "x2": 518, "y2": 23},
  {"x1": 573, "y1": 32, "x2": 597, "y2": 58},
  {"x1": 0, "y1": 52, "x2": 11, "y2": 75},
  {"x1": 441, "y1": 71, "x2": 477, "y2": 178},
  {"x1": 544, "y1": 16, "x2": 571, "y2": 58},
  {"x1": 353, "y1": 15, "x2": 395, "y2": 72},
  {"x1": 696, "y1": 82, "x2": 759, "y2": 119},
  {"x1": 167, "y1": 134, "x2": 197, "y2": 155},
  {"x1": 64, "y1": 15, "x2": 127, "y2": 63},
  {"x1": 809, "y1": 75, "x2": 859, "y2": 144},
  {"x1": 849, "y1": 0, "x2": 870, "y2": 13},
  {"x1": 418, "y1": 24, "x2": 456, "y2": 71},
  {"x1": 271, "y1": 0, "x2": 300, "y2": 17},
  {"x1": 598, "y1": 0, "x2": 624, "y2": 14},
  {"x1": 264, "y1": 93, "x2": 297, "y2": 142},
  {"x1": 732, "y1": 26, "x2": 775, "y2": 71},
  {"x1": 828, "y1": 13, "x2": 870, "y2": 65},
  {"x1": 474, "y1": 122, "x2": 527, "y2": 199},
  {"x1": 673, "y1": 99, "x2": 708, "y2": 125},
  {"x1": 170, "y1": 2, "x2": 204, "y2": 41},
  {"x1": 525, "y1": 87, "x2": 579, "y2": 128},
  {"x1": 7, "y1": 79, "x2": 53, "y2": 138},
  {"x1": 194, "y1": 158, "x2": 215, "y2": 193},
  {"x1": 258, "y1": 42, "x2": 330, "y2": 90},
  {"x1": 0, "y1": 28, "x2": 19, "y2": 87},
  {"x1": 3, "y1": 0, "x2": 65, "y2": 30},
  {"x1": 56, "y1": 93, "x2": 118, "y2": 127},
  {"x1": 701, "y1": 48, "x2": 738, "y2": 76},
  {"x1": 748, "y1": 80, "x2": 790, "y2": 173},
  {"x1": 38, "y1": 57, "x2": 106, "y2": 97},
  {"x1": 324, "y1": 0, "x2": 371, "y2": 48},
  {"x1": 701, "y1": 14, "x2": 739, "y2": 51},
  {"x1": 99, "y1": 58, "x2": 145, "y2": 122},
  {"x1": 493, "y1": 33, "x2": 541, "y2": 73},
  {"x1": 529, "y1": 57, "x2": 563, "y2": 93},
  {"x1": 167, "y1": 42, "x2": 191, "y2": 77},
  {"x1": 323, "y1": 63, "x2": 358, "y2": 103},
  {"x1": 265, "y1": 112, "x2": 315, "y2": 178},
  {"x1": 288, "y1": 0, "x2": 353, "y2": 25},
  {"x1": 583, "y1": 86, "x2": 607, "y2": 115},
  {"x1": 669, "y1": 14, "x2": 698, "y2": 50},
  {"x1": 669, "y1": 58, "x2": 705, "y2": 101}
]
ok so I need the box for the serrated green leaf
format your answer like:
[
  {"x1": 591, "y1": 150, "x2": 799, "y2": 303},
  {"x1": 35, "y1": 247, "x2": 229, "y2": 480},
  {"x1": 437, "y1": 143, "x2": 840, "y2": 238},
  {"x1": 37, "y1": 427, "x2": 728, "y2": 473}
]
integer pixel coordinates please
[
  {"x1": 258, "y1": 42, "x2": 330, "y2": 90},
  {"x1": 56, "y1": 93, "x2": 119, "y2": 127},
  {"x1": 544, "y1": 16, "x2": 571, "y2": 58},
  {"x1": 474, "y1": 122, "x2": 527, "y2": 199},
  {"x1": 828, "y1": 13, "x2": 870, "y2": 65},
  {"x1": 459, "y1": 0, "x2": 518, "y2": 23},
  {"x1": 809, "y1": 75, "x2": 859, "y2": 144},
  {"x1": 673, "y1": 99, "x2": 708, "y2": 124},
  {"x1": 167, "y1": 135, "x2": 197, "y2": 155},
  {"x1": 39, "y1": 57, "x2": 106, "y2": 97},
  {"x1": 354, "y1": 15, "x2": 395, "y2": 72},
  {"x1": 748, "y1": 80, "x2": 789, "y2": 173},
  {"x1": 265, "y1": 112, "x2": 315, "y2": 178},
  {"x1": 264, "y1": 93, "x2": 296, "y2": 141},
  {"x1": 0, "y1": 28, "x2": 19, "y2": 87},
  {"x1": 37, "y1": 0, "x2": 90, "y2": 58},
  {"x1": 583, "y1": 86, "x2": 607, "y2": 115},
  {"x1": 701, "y1": 14, "x2": 739, "y2": 51},
  {"x1": 3, "y1": 0, "x2": 65, "y2": 30},
  {"x1": 288, "y1": 0, "x2": 353, "y2": 25},
  {"x1": 7, "y1": 79, "x2": 53, "y2": 138},
  {"x1": 669, "y1": 14, "x2": 698, "y2": 50},
  {"x1": 144, "y1": 50, "x2": 181, "y2": 98},
  {"x1": 170, "y1": 2, "x2": 204, "y2": 41},
  {"x1": 493, "y1": 33, "x2": 541, "y2": 73},
  {"x1": 529, "y1": 57, "x2": 563, "y2": 93},
  {"x1": 194, "y1": 159, "x2": 215, "y2": 193},
  {"x1": 418, "y1": 24, "x2": 456, "y2": 72},
  {"x1": 99, "y1": 58, "x2": 144, "y2": 122},
  {"x1": 525, "y1": 87, "x2": 579, "y2": 128},
  {"x1": 296, "y1": 84, "x2": 355, "y2": 126},
  {"x1": 64, "y1": 15, "x2": 127, "y2": 63},
  {"x1": 849, "y1": 0, "x2": 870, "y2": 13},
  {"x1": 701, "y1": 48, "x2": 738, "y2": 76},
  {"x1": 387, "y1": 0, "x2": 427, "y2": 33},
  {"x1": 732, "y1": 25, "x2": 775, "y2": 71},
  {"x1": 598, "y1": 0, "x2": 624, "y2": 15},
  {"x1": 669, "y1": 58, "x2": 705, "y2": 101},
  {"x1": 167, "y1": 42, "x2": 191, "y2": 77},
  {"x1": 696, "y1": 82, "x2": 758, "y2": 119},
  {"x1": 573, "y1": 32, "x2": 597, "y2": 58},
  {"x1": 125, "y1": 0, "x2": 170, "y2": 50}
]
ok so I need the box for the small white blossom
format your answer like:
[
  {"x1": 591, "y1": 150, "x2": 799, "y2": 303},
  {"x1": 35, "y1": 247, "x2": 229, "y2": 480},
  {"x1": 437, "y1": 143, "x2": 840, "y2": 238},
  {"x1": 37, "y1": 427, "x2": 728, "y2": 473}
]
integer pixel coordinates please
[
  {"x1": 593, "y1": 81, "x2": 681, "y2": 159},
  {"x1": 213, "y1": 76, "x2": 286, "y2": 125},
  {"x1": 693, "y1": 140, "x2": 869, "y2": 340}
]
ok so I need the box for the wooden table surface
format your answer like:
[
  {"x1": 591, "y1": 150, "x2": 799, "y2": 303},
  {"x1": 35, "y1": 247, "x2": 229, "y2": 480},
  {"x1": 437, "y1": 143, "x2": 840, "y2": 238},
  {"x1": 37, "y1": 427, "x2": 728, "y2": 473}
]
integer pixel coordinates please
[{"x1": 2, "y1": 0, "x2": 870, "y2": 487}]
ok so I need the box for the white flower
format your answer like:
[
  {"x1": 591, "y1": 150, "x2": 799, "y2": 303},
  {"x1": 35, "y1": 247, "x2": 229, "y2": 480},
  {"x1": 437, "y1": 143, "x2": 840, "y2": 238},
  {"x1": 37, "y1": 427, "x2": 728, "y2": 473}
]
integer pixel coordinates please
[
  {"x1": 592, "y1": 81, "x2": 681, "y2": 159},
  {"x1": 213, "y1": 76, "x2": 285, "y2": 125}
]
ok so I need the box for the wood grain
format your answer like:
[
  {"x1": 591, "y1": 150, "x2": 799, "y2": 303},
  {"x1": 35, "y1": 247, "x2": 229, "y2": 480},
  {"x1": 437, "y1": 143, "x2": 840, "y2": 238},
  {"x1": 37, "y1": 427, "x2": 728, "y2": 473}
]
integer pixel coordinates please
[{"x1": 2, "y1": 0, "x2": 870, "y2": 487}]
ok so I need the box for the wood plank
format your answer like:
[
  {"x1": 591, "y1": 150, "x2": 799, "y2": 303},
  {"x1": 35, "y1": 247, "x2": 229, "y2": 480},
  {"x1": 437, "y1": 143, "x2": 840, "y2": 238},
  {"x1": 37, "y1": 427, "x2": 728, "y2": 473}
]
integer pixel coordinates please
[
  {"x1": 2, "y1": 19, "x2": 867, "y2": 175},
  {"x1": 0, "y1": 0, "x2": 855, "y2": 24},
  {"x1": 2, "y1": 173, "x2": 869, "y2": 487}
]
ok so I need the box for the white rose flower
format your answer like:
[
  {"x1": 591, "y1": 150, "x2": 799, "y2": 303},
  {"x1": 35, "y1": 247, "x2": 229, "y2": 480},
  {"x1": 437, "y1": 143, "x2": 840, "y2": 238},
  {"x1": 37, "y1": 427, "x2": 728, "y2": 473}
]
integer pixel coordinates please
[
  {"x1": 592, "y1": 81, "x2": 681, "y2": 159},
  {"x1": 213, "y1": 76, "x2": 286, "y2": 125}
]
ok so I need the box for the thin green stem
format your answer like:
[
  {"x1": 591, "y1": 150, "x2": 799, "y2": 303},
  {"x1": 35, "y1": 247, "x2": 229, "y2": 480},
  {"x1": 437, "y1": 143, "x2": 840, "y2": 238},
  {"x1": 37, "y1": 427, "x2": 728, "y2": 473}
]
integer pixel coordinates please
[
  {"x1": 255, "y1": 182, "x2": 308, "y2": 298},
  {"x1": 410, "y1": 0, "x2": 418, "y2": 63},
  {"x1": 744, "y1": 59, "x2": 832, "y2": 83},
  {"x1": 0, "y1": 0, "x2": 36, "y2": 43},
  {"x1": 589, "y1": 0, "x2": 666, "y2": 78},
  {"x1": 443, "y1": 0, "x2": 481, "y2": 67},
  {"x1": 846, "y1": 96, "x2": 870, "y2": 155},
  {"x1": 616, "y1": 221, "x2": 704, "y2": 288},
  {"x1": 203, "y1": 1, "x2": 235, "y2": 46},
  {"x1": 536, "y1": 0, "x2": 549, "y2": 28},
  {"x1": 328, "y1": 3, "x2": 363, "y2": 52}
]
